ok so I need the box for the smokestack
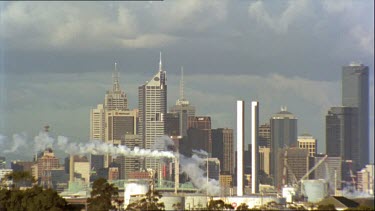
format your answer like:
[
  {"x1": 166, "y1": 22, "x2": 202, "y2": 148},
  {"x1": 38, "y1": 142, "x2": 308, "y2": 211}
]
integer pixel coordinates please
[
  {"x1": 251, "y1": 101, "x2": 259, "y2": 194},
  {"x1": 237, "y1": 100, "x2": 244, "y2": 196},
  {"x1": 69, "y1": 155, "x2": 74, "y2": 183}
]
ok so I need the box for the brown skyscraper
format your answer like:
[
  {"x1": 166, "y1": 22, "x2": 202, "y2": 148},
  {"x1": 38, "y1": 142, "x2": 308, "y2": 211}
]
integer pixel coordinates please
[
  {"x1": 212, "y1": 128, "x2": 234, "y2": 175},
  {"x1": 187, "y1": 116, "x2": 212, "y2": 155}
]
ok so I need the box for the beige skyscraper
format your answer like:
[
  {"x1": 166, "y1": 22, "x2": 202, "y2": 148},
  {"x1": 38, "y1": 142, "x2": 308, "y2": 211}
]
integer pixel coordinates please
[
  {"x1": 104, "y1": 62, "x2": 128, "y2": 111},
  {"x1": 90, "y1": 104, "x2": 105, "y2": 141},
  {"x1": 138, "y1": 53, "x2": 167, "y2": 171},
  {"x1": 297, "y1": 134, "x2": 317, "y2": 157}
]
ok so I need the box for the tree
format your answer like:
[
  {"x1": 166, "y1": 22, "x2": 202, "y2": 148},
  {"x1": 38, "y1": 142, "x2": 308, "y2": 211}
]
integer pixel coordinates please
[
  {"x1": 207, "y1": 199, "x2": 233, "y2": 210},
  {"x1": 126, "y1": 189, "x2": 165, "y2": 211},
  {"x1": 0, "y1": 185, "x2": 67, "y2": 210},
  {"x1": 2, "y1": 171, "x2": 35, "y2": 189},
  {"x1": 236, "y1": 203, "x2": 250, "y2": 210},
  {"x1": 87, "y1": 178, "x2": 119, "y2": 211}
]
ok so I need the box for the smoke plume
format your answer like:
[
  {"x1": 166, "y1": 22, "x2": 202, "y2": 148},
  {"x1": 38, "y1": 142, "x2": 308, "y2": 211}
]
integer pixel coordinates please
[{"x1": 4, "y1": 133, "x2": 27, "y2": 153}]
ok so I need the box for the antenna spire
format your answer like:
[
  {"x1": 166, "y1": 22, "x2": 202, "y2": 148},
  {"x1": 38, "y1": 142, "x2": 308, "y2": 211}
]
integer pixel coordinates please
[
  {"x1": 180, "y1": 66, "x2": 184, "y2": 100},
  {"x1": 113, "y1": 62, "x2": 120, "y2": 91},
  {"x1": 159, "y1": 51, "x2": 162, "y2": 72}
]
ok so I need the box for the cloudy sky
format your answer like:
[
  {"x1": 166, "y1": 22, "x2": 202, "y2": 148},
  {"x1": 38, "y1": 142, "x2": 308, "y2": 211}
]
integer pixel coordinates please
[{"x1": 0, "y1": 0, "x2": 373, "y2": 162}]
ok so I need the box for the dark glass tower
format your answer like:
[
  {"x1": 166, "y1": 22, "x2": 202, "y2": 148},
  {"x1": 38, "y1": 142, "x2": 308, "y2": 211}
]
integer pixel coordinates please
[{"x1": 342, "y1": 63, "x2": 369, "y2": 169}]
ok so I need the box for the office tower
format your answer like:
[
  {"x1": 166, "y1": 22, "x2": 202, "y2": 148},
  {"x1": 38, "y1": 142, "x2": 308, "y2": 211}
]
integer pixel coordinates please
[
  {"x1": 0, "y1": 157, "x2": 5, "y2": 169},
  {"x1": 105, "y1": 109, "x2": 137, "y2": 145},
  {"x1": 270, "y1": 107, "x2": 297, "y2": 186},
  {"x1": 277, "y1": 147, "x2": 309, "y2": 189},
  {"x1": 115, "y1": 134, "x2": 143, "y2": 179},
  {"x1": 314, "y1": 155, "x2": 342, "y2": 194},
  {"x1": 259, "y1": 146, "x2": 271, "y2": 175},
  {"x1": 259, "y1": 123, "x2": 271, "y2": 148},
  {"x1": 212, "y1": 128, "x2": 234, "y2": 175},
  {"x1": 237, "y1": 100, "x2": 244, "y2": 196},
  {"x1": 326, "y1": 107, "x2": 359, "y2": 169},
  {"x1": 187, "y1": 116, "x2": 212, "y2": 155},
  {"x1": 90, "y1": 154, "x2": 104, "y2": 173},
  {"x1": 170, "y1": 68, "x2": 196, "y2": 137},
  {"x1": 36, "y1": 148, "x2": 60, "y2": 188},
  {"x1": 71, "y1": 155, "x2": 90, "y2": 184},
  {"x1": 251, "y1": 101, "x2": 259, "y2": 194},
  {"x1": 11, "y1": 161, "x2": 34, "y2": 173},
  {"x1": 165, "y1": 112, "x2": 180, "y2": 136},
  {"x1": 357, "y1": 164, "x2": 374, "y2": 195},
  {"x1": 138, "y1": 53, "x2": 167, "y2": 171},
  {"x1": 342, "y1": 63, "x2": 369, "y2": 168},
  {"x1": 205, "y1": 158, "x2": 221, "y2": 180},
  {"x1": 104, "y1": 63, "x2": 128, "y2": 111},
  {"x1": 90, "y1": 104, "x2": 105, "y2": 141},
  {"x1": 298, "y1": 134, "x2": 317, "y2": 157}
]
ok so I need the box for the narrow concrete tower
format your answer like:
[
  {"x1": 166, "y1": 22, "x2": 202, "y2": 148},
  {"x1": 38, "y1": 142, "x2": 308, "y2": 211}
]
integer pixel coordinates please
[
  {"x1": 251, "y1": 101, "x2": 259, "y2": 193},
  {"x1": 237, "y1": 100, "x2": 244, "y2": 196}
]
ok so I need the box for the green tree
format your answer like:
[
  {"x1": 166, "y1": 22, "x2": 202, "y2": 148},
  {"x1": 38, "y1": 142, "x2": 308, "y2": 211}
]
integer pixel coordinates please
[
  {"x1": 2, "y1": 171, "x2": 35, "y2": 189},
  {"x1": 0, "y1": 185, "x2": 67, "y2": 211},
  {"x1": 87, "y1": 178, "x2": 119, "y2": 211},
  {"x1": 236, "y1": 203, "x2": 250, "y2": 210},
  {"x1": 126, "y1": 189, "x2": 165, "y2": 211},
  {"x1": 207, "y1": 199, "x2": 233, "y2": 210},
  {"x1": 346, "y1": 205, "x2": 374, "y2": 210}
]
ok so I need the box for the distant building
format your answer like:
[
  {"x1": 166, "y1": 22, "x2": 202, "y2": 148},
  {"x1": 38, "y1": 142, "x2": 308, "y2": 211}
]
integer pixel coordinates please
[
  {"x1": 36, "y1": 148, "x2": 60, "y2": 189},
  {"x1": 357, "y1": 164, "x2": 374, "y2": 195},
  {"x1": 72, "y1": 155, "x2": 90, "y2": 184},
  {"x1": 270, "y1": 107, "x2": 298, "y2": 187},
  {"x1": 11, "y1": 160, "x2": 34, "y2": 173},
  {"x1": 165, "y1": 112, "x2": 180, "y2": 136},
  {"x1": 90, "y1": 104, "x2": 105, "y2": 141},
  {"x1": 212, "y1": 128, "x2": 234, "y2": 175},
  {"x1": 108, "y1": 167, "x2": 120, "y2": 181},
  {"x1": 259, "y1": 123, "x2": 271, "y2": 148},
  {"x1": 206, "y1": 158, "x2": 220, "y2": 180},
  {"x1": 188, "y1": 116, "x2": 212, "y2": 155},
  {"x1": 259, "y1": 147, "x2": 271, "y2": 175},
  {"x1": 138, "y1": 54, "x2": 167, "y2": 171},
  {"x1": 314, "y1": 155, "x2": 342, "y2": 194},
  {"x1": 298, "y1": 134, "x2": 317, "y2": 157},
  {"x1": 219, "y1": 174, "x2": 233, "y2": 188},
  {"x1": 326, "y1": 106, "x2": 359, "y2": 169},
  {"x1": 0, "y1": 157, "x2": 5, "y2": 169},
  {"x1": 342, "y1": 63, "x2": 369, "y2": 169},
  {"x1": 276, "y1": 147, "x2": 309, "y2": 189},
  {"x1": 105, "y1": 109, "x2": 137, "y2": 145},
  {"x1": 170, "y1": 68, "x2": 196, "y2": 137}
]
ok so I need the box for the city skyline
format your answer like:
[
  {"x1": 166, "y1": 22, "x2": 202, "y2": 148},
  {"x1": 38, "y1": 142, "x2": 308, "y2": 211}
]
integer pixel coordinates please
[{"x1": 0, "y1": 1, "x2": 373, "y2": 163}]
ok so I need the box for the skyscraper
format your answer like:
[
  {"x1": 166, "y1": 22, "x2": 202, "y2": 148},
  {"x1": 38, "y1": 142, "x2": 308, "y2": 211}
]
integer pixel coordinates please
[
  {"x1": 270, "y1": 107, "x2": 297, "y2": 186},
  {"x1": 90, "y1": 104, "x2": 105, "y2": 141},
  {"x1": 342, "y1": 63, "x2": 369, "y2": 168},
  {"x1": 259, "y1": 123, "x2": 271, "y2": 148},
  {"x1": 326, "y1": 107, "x2": 359, "y2": 167},
  {"x1": 212, "y1": 128, "x2": 234, "y2": 175},
  {"x1": 298, "y1": 134, "x2": 317, "y2": 157},
  {"x1": 138, "y1": 53, "x2": 167, "y2": 171},
  {"x1": 187, "y1": 116, "x2": 212, "y2": 155},
  {"x1": 170, "y1": 67, "x2": 196, "y2": 137},
  {"x1": 104, "y1": 62, "x2": 128, "y2": 111}
]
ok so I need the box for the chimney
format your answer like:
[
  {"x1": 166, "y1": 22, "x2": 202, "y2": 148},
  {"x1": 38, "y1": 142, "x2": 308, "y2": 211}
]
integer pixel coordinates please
[
  {"x1": 237, "y1": 100, "x2": 244, "y2": 196},
  {"x1": 251, "y1": 101, "x2": 259, "y2": 193},
  {"x1": 69, "y1": 155, "x2": 74, "y2": 183}
]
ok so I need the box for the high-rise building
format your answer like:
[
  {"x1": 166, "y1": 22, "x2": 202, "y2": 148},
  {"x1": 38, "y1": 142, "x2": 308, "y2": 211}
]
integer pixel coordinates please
[
  {"x1": 90, "y1": 104, "x2": 105, "y2": 141},
  {"x1": 342, "y1": 63, "x2": 369, "y2": 169},
  {"x1": 259, "y1": 146, "x2": 271, "y2": 175},
  {"x1": 187, "y1": 116, "x2": 212, "y2": 155},
  {"x1": 259, "y1": 123, "x2": 271, "y2": 148},
  {"x1": 115, "y1": 134, "x2": 143, "y2": 179},
  {"x1": 298, "y1": 134, "x2": 317, "y2": 157},
  {"x1": 356, "y1": 164, "x2": 374, "y2": 195},
  {"x1": 105, "y1": 109, "x2": 137, "y2": 145},
  {"x1": 165, "y1": 112, "x2": 180, "y2": 136},
  {"x1": 72, "y1": 155, "x2": 90, "y2": 184},
  {"x1": 326, "y1": 107, "x2": 359, "y2": 169},
  {"x1": 276, "y1": 147, "x2": 309, "y2": 189},
  {"x1": 104, "y1": 62, "x2": 128, "y2": 111},
  {"x1": 270, "y1": 107, "x2": 297, "y2": 186},
  {"x1": 212, "y1": 128, "x2": 234, "y2": 175},
  {"x1": 170, "y1": 67, "x2": 196, "y2": 137},
  {"x1": 36, "y1": 148, "x2": 60, "y2": 188},
  {"x1": 138, "y1": 53, "x2": 167, "y2": 171}
]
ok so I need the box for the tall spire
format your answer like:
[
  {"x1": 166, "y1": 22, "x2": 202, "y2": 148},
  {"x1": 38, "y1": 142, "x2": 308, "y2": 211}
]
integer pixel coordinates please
[
  {"x1": 159, "y1": 51, "x2": 163, "y2": 72},
  {"x1": 179, "y1": 66, "x2": 184, "y2": 100},
  {"x1": 113, "y1": 62, "x2": 120, "y2": 91}
]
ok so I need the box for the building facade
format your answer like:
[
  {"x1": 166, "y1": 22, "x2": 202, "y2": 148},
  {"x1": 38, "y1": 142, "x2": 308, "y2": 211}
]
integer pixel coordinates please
[
  {"x1": 259, "y1": 123, "x2": 271, "y2": 148},
  {"x1": 212, "y1": 128, "x2": 234, "y2": 175},
  {"x1": 138, "y1": 55, "x2": 167, "y2": 171},
  {"x1": 342, "y1": 63, "x2": 369, "y2": 169},
  {"x1": 298, "y1": 134, "x2": 317, "y2": 157},
  {"x1": 187, "y1": 116, "x2": 212, "y2": 155}
]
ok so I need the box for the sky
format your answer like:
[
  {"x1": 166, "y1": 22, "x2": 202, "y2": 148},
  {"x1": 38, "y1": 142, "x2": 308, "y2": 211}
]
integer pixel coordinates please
[{"x1": 0, "y1": 0, "x2": 374, "y2": 163}]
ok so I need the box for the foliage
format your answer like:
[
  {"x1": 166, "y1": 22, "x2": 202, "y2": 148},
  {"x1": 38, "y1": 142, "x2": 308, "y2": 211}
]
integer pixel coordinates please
[
  {"x1": 317, "y1": 204, "x2": 336, "y2": 210},
  {"x1": 207, "y1": 199, "x2": 233, "y2": 210},
  {"x1": 346, "y1": 205, "x2": 374, "y2": 210},
  {"x1": 2, "y1": 171, "x2": 35, "y2": 189},
  {"x1": 0, "y1": 185, "x2": 67, "y2": 211},
  {"x1": 236, "y1": 203, "x2": 250, "y2": 210},
  {"x1": 87, "y1": 178, "x2": 119, "y2": 211},
  {"x1": 126, "y1": 189, "x2": 165, "y2": 211},
  {"x1": 172, "y1": 202, "x2": 182, "y2": 211}
]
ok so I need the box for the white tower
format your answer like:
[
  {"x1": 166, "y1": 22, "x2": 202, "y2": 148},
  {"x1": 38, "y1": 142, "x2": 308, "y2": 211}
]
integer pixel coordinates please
[
  {"x1": 237, "y1": 100, "x2": 244, "y2": 196},
  {"x1": 251, "y1": 101, "x2": 259, "y2": 194}
]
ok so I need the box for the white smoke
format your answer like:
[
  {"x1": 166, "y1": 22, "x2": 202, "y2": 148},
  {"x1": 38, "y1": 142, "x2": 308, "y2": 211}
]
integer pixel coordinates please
[
  {"x1": 4, "y1": 133, "x2": 27, "y2": 153},
  {"x1": 0, "y1": 134, "x2": 6, "y2": 147},
  {"x1": 151, "y1": 135, "x2": 175, "y2": 150},
  {"x1": 179, "y1": 154, "x2": 221, "y2": 196},
  {"x1": 34, "y1": 131, "x2": 54, "y2": 152},
  {"x1": 342, "y1": 185, "x2": 373, "y2": 199}
]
